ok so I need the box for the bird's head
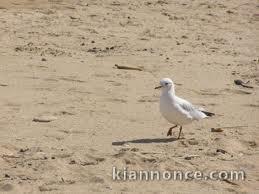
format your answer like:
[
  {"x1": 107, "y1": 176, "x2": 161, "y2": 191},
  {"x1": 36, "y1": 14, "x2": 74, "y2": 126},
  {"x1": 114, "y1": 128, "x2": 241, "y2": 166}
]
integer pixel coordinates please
[{"x1": 155, "y1": 78, "x2": 174, "y2": 91}]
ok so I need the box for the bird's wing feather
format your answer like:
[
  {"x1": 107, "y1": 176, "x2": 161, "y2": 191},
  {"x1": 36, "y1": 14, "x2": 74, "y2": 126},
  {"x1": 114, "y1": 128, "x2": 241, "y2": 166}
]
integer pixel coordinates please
[
  {"x1": 180, "y1": 101, "x2": 195, "y2": 112},
  {"x1": 175, "y1": 97, "x2": 195, "y2": 112},
  {"x1": 175, "y1": 96, "x2": 207, "y2": 119},
  {"x1": 172, "y1": 97, "x2": 194, "y2": 118}
]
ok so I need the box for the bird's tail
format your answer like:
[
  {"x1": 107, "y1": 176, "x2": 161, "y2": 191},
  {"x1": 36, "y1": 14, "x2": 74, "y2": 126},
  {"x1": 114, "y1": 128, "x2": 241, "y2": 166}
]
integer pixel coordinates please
[{"x1": 201, "y1": 111, "x2": 215, "y2": 117}]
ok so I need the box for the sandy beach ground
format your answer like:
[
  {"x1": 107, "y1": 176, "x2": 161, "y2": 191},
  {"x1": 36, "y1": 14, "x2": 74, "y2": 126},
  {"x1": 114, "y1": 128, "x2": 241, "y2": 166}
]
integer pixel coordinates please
[{"x1": 0, "y1": 0, "x2": 258, "y2": 193}]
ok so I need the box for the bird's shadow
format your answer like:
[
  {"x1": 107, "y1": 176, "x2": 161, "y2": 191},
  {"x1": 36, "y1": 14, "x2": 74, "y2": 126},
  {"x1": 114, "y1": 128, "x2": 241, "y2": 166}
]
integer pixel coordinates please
[{"x1": 112, "y1": 137, "x2": 178, "y2": 146}]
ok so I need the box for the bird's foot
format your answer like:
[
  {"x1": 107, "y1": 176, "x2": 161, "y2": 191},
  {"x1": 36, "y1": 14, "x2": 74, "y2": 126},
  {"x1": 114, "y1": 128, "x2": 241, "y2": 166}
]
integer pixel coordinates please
[{"x1": 167, "y1": 129, "x2": 172, "y2": 136}]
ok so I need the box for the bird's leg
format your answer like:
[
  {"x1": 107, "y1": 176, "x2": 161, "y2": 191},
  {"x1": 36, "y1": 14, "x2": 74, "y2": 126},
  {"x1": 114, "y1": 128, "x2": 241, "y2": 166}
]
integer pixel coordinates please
[
  {"x1": 177, "y1": 126, "x2": 183, "y2": 139},
  {"x1": 167, "y1": 125, "x2": 177, "y2": 136}
]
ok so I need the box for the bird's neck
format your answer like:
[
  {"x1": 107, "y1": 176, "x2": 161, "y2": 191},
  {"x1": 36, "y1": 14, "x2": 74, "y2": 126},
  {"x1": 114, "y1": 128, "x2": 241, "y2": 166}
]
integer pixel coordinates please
[{"x1": 162, "y1": 87, "x2": 175, "y2": 97}]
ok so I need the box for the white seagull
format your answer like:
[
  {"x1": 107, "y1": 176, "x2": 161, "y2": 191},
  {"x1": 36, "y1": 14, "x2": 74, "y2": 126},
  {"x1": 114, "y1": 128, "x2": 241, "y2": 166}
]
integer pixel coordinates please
[{"x1": 155, "y1": 78, "x2": 215, "y2": 139}]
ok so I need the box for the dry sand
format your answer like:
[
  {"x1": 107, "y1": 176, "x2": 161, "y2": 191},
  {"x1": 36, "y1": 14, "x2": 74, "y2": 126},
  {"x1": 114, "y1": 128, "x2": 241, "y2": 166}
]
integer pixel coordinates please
[{"x1": 0, "y1": 0, "x2": 258, "y2": 193}]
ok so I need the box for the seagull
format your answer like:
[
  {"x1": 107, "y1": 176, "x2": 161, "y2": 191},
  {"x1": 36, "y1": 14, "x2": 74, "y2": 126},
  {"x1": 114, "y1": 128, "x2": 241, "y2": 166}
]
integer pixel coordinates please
[{"x1": 155, "y1": 78, "x2": 215, "y2": 139}]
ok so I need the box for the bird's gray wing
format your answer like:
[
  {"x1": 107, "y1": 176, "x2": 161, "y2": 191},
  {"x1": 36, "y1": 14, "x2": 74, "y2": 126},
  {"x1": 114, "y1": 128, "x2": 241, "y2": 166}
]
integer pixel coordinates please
[
  {"x1": 180, "y1": 102, "x2": 195, "y2": 112},
  {"x1": 178, "y1": 99, "x2": 206, "y2": 119},
  {"x1": 173, "y1": 100, "x2": 195, "y2": 119}
]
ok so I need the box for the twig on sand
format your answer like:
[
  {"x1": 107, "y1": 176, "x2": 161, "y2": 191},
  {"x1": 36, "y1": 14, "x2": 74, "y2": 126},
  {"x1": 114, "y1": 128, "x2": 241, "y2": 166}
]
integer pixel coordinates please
[
  {"x1": 221, "y1": 125, "x2": 248, "y2": 129},
  {"x1": 2, "y1": 154, "x2": 20, "y2": 158},
  {"x1": 33, "y1": 116, "x2": 57, "y2": 122},
  {"x1": 211, "y1": 125, "x2": 248, "y2": 132},
  {"x1": 234, "y1": 79, "x2": 253, "y2": 88},
  {"x1": 223, "y1": 179, "x2": 239, "y2": 186},
  {"x1": 141, "y1": 152, "x2": 164, "y2": 155},
  {"x1": 114, "y1": 64, "x2": 143, "y2": 71},
  {"x1": 211, "y1": 128, "x2": 224, "y2": 132}
]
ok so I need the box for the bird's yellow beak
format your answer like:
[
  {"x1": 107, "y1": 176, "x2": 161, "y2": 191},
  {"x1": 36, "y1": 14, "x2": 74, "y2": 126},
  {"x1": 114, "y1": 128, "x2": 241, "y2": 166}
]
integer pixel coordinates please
[{"x1": 155, "y1": 85, "x2": 162, "y2": 89}]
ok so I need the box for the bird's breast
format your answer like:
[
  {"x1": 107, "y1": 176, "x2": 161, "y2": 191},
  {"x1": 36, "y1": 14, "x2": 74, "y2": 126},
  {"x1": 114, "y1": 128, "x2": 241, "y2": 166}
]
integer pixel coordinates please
[{"x1": 159, "y1": 94, "x2": 192, "y2": 125}]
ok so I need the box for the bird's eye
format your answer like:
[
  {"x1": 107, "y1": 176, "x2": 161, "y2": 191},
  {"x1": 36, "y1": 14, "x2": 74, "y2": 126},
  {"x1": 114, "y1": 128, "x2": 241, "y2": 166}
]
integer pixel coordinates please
[{"x1": 165, "y1": 83, "x2": 168, "y2": 85}]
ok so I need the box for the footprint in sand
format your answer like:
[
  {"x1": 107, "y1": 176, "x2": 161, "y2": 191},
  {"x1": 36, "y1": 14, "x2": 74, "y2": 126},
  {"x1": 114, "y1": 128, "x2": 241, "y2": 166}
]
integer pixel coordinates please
[
  {"x1": 0, "y1": 184, "x2": 13, "y2": 192},
  {"x1": 223, "y1": 88, "x2": 252, "y2": 95},
  {"x1": 106, "y1": 98, "x2": 127, "y2": 103},
  {"x1": 106, "y1": 80, "x2": 122, "y2": 86},
  {"x1": 68, "y1": 151, "x2": 106, "y2": 166},
  {"x1": 193, "y1": 89, "x2": 222, "y2": 96},
  {"x1": 59, "y1": 76, "x2": 86, "y2": 83},
  {"x1": 243, "y1": 104, "x2": 259, "y2": 108},
  {"x1": 113, "y1": 148, "x2": 159, "y2": 167}
]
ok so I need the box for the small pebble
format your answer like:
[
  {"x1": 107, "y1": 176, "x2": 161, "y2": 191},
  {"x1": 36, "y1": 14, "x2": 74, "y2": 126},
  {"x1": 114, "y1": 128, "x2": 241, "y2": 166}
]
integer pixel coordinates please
[
  {"x1": 69, "y1": 160, "x2": 76, "y2": 164},
  {"x1": 184, "y1": 155, "x2": 199, "y2": 160},
  {"x1": 130, "y1": 148, "x2": 139, "y2": 152},
  {"x1": 216, "y1": 149, "x2": 227, "y2": 154},
  {"x1": 188, "y1": 139, "x2": 199, "y2": 145},
  {"x1": 226, "y1": 10, "x2": 234, "y2": 14},
  {"x1": 184, "y1": 156, "x2": 192, "y2": 160},
  {"x1": 19, "y1": 148, "x2": 29, "y2": 152}
]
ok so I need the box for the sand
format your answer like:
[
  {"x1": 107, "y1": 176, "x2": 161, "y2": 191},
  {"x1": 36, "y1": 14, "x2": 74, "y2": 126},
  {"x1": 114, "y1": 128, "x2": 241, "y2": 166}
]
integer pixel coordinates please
[{"x1": 0, "y1": 0, "x2": 258, "y2": 193}]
